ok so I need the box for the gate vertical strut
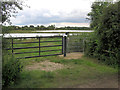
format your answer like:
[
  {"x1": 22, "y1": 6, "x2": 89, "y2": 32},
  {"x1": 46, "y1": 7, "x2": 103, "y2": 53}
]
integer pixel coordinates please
[
  {"x1": 64, "y1": 36, "x2": 66, "y2": 57},
  {"x1": 62, "y1": 37, "x2": 63, "y2": 54},
  {"x1": 39, "y1": 37, "x2": 40, "y2": 56}
]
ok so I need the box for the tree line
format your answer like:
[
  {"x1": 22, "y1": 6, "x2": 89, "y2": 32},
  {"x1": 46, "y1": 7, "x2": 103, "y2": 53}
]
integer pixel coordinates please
[{"x1": 2, "y1": 25, "x2": 92, "y2": 31}]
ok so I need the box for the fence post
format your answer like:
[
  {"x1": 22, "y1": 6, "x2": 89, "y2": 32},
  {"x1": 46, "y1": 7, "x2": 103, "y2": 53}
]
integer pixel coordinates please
[
  {"x1": 62, "y1": 37, "x2": 64, "y2": 54},
  {"x1": 64, "y1": 36, "x2": 66, "y2": 57},
  {"x1": 83, "y1": 38, "x2": 84, "y2": 54},
  {"x1": 12, "y1": 38, "x2": 13, "y2": 55},
  {"x1": 64, "y1": 32, "x2": 68, "y2": 57},
  {"x1": 39, "y1": 37, "x2": 40, "y2": 56}
]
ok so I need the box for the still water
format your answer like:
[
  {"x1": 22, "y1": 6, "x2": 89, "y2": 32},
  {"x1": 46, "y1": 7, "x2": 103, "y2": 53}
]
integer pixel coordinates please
[
  {"x1": 34, "y1": 30, "x2": 93, "y2": 33},
  {"x1": 1, "y1": 30, "x2": 93, "y2": 38}
]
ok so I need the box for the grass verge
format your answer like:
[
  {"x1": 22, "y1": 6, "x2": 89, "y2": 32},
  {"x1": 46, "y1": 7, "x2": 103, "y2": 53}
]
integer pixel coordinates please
[{"x1": 9, "y1": 55, "x2": 118, "y2": 88}]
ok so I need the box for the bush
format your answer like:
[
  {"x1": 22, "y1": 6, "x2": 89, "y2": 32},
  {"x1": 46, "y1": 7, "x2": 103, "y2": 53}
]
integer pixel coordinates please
[
  {"x1": 85, "y1": 1, "x2": 120, "y2": 67},
  {"x1": 2, "y1": 54, "x2": 23, "y2": 87},
  {"x1": 2, "y1": 37, "x2": 23, "y2": 87}
]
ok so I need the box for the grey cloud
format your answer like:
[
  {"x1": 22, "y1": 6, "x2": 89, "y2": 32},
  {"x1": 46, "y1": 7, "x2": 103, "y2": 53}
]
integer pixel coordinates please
[{"x1": 13, "y1": 9, "x2": 89, "y2": 25}]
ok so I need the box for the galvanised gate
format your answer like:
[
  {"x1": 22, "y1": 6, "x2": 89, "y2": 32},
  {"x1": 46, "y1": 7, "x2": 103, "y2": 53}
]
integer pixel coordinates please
[{"x1": 6, "y1": 35, "x2": 67, "y2": 59}]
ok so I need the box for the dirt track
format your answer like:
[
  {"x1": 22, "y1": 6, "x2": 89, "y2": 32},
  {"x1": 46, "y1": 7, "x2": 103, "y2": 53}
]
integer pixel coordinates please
[
  {"x1": 59, "y1": 52, "x2": 84, "y2": 59},
  {"x1": 69, "y1": 74, "x2": 118, "y2": 88},
  {"x1": 25, "y1": 60, "x2": 67, "y2": 71},
  {"x1": 25, "y1": 52, "x2": 118, "y2": 88}
]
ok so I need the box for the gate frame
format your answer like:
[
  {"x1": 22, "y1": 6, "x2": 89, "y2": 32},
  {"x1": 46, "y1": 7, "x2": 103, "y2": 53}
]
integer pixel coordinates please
[{"x1": 5, "y1": 35, "x2": 67, "y2": 59}]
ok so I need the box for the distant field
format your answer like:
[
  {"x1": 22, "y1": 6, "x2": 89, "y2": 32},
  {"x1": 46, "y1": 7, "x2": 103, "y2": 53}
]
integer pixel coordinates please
[{"x1": 7, "y1": 30, "x2": 36, "y2": 33}]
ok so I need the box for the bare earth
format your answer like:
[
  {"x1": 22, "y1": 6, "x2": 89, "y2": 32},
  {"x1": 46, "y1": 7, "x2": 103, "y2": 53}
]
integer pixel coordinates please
[
  {"x1": 25, "y1": 60, "x2": 67, "y2": 71},
  {"x1": 59, "y1": 52, "x2": 84, "y2": 59},
  {"x1": 26, "y1": 52, "x2": 83, "y2": 71}
]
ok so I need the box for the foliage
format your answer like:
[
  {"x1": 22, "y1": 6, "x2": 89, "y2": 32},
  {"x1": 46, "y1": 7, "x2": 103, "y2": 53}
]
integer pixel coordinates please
[
  {"x1": 2, "y1": 23, "x2": 23, "y2": 87},
  {"x1": 87, "y1": 1, "x2": 111, "y2": 28},
  {"x1": 1, "y1": 0, "x2": 25, "y2": 87},
  {"x1": 2, "y1": 54, "x2": 23, "y2": 87},
  {"x1": 1, "y1": 0, "x2": 24, "y2": 24},
  {"x1": 2, "y1": 25, "x2": 92, "y2": 32},
  {"x1": 85, "y1": 1, "x2": 120, "y2": 67},
  {"x1": 2, "y1": 38, "x2": 23, "y2": 87},
  {"x1": 47, "y1": 25, "x2": 55, "y2": 30}
]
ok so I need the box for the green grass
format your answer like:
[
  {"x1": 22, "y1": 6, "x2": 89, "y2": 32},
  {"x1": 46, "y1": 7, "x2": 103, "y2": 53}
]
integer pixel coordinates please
[
  {"x1": 5, "y1": 36, "x2": 118, "y2": 88},
  {"x1": 8, "y1": 55, "x2": 118, "y2": 88},
  {"x1": 4, "y1": 29, "x2": 33, "y2": 33}
]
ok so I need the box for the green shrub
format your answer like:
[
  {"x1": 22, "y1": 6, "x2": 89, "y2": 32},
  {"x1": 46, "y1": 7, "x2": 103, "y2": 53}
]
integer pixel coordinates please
[
  {"x1": 2, "y1": 37, "x2": 23, "y2": 87},
  {"x1": 85, "y1": 1, "x2": 120, "y2": 67},
  {"x1": 2, "y1": 54, "x2": 23, "y2": 87}
]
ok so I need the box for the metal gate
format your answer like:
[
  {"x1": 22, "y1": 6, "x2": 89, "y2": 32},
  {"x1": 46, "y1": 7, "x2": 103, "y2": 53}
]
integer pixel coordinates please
[
  {"x1": 67, "y1": 35, "x2": 85, "y2": 53},
  {"x1": 6, "y1": 36, "x2": 67, "y2": 59}
]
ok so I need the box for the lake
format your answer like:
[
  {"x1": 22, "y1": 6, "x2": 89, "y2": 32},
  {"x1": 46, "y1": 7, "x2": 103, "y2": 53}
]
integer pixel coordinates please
[
  {"x1": 1, "y1": 30, "x2": 93, "y2": 38},
  {"x1": 34, "y1": 30, "x2": 93, "y2": 33}
]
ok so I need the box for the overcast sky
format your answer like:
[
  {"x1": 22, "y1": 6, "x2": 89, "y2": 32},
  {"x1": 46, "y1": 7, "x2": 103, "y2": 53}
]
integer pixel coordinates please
[{"x1": 10, "y1": 0, "x2": 95, "y2": 27}]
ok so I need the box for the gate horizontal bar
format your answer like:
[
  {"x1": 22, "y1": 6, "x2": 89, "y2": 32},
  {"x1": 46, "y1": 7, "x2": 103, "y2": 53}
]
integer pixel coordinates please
[
  {"x1": 14, "y1": 51, "x2": 39, "y2": 54},
  {"x1": 41, "y1": 49, "x2": 62, "y2": 52},
  {"x1": 14, "y1": 41, "x2": 39, "y2": 44},
  {"x1": 6, "y1": 45, "x2": 62, "y2": 50},
  {"x1": 11, "y1": 40, "x2": 62, "y2": 44},
  {"x1": 40, "y1": 40, "x2": 61, "y2": 43},
  {"x1": 40, "y1": 45, "x2": 62, "y2": 48},
  {"x1": 17, "y1": 53, "x2": 62, "y2": 59},
  {"x1": 6, "y1": 36, "x2": 63, "y2": 39},
  {"x1": 6, "y1": 46, "x2": 39, "y2": 50},
  {"x1": 40, "y1": 36, "x2": 63, "y2": 38},
  {"x1": 13, "y1": 40, "x2": 62, "y2": 44},
  {"x1": 14, "y1": 49, "x2": 62, "y2": 54}
]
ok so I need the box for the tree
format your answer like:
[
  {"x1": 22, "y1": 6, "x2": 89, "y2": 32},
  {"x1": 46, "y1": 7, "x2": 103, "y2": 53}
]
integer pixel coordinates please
[
  {"x1": 47, "y1": 25, "x2": 55, "y2": 30},
  {"x1": 85, "y1": 1, "x2": 119, "y2": 66},
  {"x1": 29, "y1": 25, "x2": 34, "y2": 28},
  {"x1": 40, "y1": 25, "x2": 46, "y2": 30},
  {"x1": 1, "y1": 0, "x2": 25, "y2": 24},
  {"x1": 1, "y1": 0, "x2": 25, "y2": 87},
  {"x1": 87, "y1": 1, "x2": 112, "y2": 29},
  {"x1": 35, "y1": 25, "x2": 40, "y2": 30}
]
